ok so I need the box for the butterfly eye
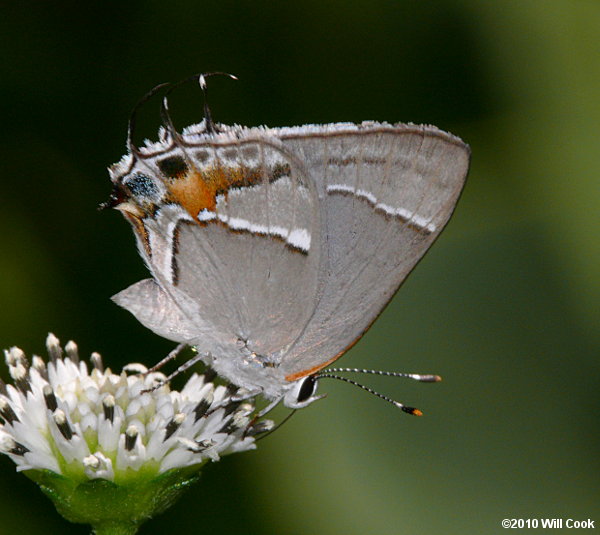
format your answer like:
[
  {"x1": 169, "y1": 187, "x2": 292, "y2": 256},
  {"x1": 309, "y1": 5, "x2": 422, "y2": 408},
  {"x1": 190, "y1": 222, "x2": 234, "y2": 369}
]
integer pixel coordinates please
[{"x1": 296, "y1": 375, "x2": 318, "y2": 403}]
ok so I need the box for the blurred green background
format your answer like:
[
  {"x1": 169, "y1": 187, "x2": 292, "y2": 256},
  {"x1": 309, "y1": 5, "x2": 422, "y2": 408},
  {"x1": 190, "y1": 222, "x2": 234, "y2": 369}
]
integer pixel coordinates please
[{"x1": 1, "y1": 1, "x2": 598, "y2": 533}]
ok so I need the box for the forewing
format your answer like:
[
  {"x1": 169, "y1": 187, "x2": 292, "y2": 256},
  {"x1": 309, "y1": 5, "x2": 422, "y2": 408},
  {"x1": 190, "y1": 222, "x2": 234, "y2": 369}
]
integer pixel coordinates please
[{"x1": 276, "y1": 123, "x2": 470, "y2": 379}]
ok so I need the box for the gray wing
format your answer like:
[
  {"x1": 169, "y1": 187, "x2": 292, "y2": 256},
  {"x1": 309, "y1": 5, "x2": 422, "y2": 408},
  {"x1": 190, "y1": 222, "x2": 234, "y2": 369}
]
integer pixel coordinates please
[
  {"x1": 275, "y1": 123, "x2": 470, "y2": 379},
  {"x1": 111, "y1": 121, "x2": 468, "y2": 390},
  {"x1": 113, "y1": 278, "x2": 201, "y2": 343},
  {"x1": 114, "y1": 138, "x2": 323, "y2": 362}
]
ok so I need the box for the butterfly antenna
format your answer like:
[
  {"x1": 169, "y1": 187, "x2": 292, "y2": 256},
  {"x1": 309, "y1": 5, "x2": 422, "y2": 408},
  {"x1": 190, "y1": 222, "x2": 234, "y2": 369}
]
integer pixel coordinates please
[
  {"x1": 325, "y1": 367, "x2": 441, "y2": 383},
  {"x1": 317, "y1": 373, "x2": 424, "y2": 416}
]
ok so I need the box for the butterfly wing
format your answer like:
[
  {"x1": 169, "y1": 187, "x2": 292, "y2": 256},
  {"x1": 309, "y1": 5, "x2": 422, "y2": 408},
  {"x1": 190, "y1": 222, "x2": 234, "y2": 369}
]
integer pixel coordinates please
[
  {"x1": 110, "y1": 121, "x2": 468, "y2": 396},
  {"x1": 273, "y1": 123, "x2": 470, "y2": 380},
  {"x1": 111, "y1": 133, "x2": 323, "y2": 372}
]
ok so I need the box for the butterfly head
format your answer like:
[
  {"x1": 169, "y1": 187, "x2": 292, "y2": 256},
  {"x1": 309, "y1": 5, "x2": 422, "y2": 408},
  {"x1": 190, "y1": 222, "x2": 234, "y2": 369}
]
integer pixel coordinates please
[{"x1": 283, "y1": 375, "x2": 326, "y2": 409}]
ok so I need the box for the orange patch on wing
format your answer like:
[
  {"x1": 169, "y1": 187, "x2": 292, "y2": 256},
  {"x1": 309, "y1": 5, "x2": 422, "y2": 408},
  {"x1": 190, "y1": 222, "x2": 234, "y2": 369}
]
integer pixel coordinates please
[
  {"x1": 284, "y1": 324, "x2": 368, "y2": 382},
  {"x1": 285, "y1": 353, "x2": 343, "y2": 382},
  {"x1": 167, "y1": 165, "x2": 262, "y2": 221}
]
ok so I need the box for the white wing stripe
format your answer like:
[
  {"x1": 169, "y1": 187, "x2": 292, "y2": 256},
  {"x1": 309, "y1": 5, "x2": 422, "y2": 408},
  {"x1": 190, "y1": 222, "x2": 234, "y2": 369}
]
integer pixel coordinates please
[{"x1": 326, "y1": 184, "x2": 436, "y2": 233}]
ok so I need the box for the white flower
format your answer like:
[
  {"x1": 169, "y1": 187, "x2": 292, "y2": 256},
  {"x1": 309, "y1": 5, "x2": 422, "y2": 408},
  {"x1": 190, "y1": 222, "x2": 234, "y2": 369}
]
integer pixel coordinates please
[{"x1": 0, "y1": 334, "x2": 273, "y2": 483}]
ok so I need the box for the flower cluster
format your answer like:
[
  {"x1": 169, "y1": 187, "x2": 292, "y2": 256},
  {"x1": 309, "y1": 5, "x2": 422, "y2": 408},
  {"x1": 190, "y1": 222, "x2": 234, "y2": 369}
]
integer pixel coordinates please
[{"x1": 0, "y1": 334, "x2": 273, "y2": 483}]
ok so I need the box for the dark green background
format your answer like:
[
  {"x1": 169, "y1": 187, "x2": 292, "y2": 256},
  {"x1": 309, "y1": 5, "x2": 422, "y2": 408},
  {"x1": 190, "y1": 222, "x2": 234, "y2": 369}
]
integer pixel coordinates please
[{"x1": 1, "y1": 1, "x2": 598, "y2": 533}]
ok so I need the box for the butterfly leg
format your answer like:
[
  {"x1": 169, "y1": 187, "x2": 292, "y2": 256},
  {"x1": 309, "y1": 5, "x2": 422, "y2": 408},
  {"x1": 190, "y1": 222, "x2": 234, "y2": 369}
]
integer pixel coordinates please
[
  {"x1": 145, "y1": 343, "x2": 187, "y2": 374},
  {"x1": 142, "y1": 349, "x2": 203, "y2": 393}
]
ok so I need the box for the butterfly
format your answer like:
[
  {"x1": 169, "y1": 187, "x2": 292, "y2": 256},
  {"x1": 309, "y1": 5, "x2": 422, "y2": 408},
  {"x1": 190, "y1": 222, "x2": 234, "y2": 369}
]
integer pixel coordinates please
[{"x1": 107, "y1": 75, "x2": 470, "y2": 411}]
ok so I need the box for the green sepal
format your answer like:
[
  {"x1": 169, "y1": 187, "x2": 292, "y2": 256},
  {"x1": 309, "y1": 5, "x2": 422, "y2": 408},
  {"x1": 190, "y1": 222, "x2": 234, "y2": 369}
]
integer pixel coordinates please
[{"x1": 25, "y1": 466, "x2": 203, "y2": 535}]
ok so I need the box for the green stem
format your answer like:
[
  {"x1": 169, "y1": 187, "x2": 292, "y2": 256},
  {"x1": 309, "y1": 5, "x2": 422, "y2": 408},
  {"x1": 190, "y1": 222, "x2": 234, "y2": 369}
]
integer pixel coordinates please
[{"x1": 92, "y1": 521, "x2": 140, "y2": 535}]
